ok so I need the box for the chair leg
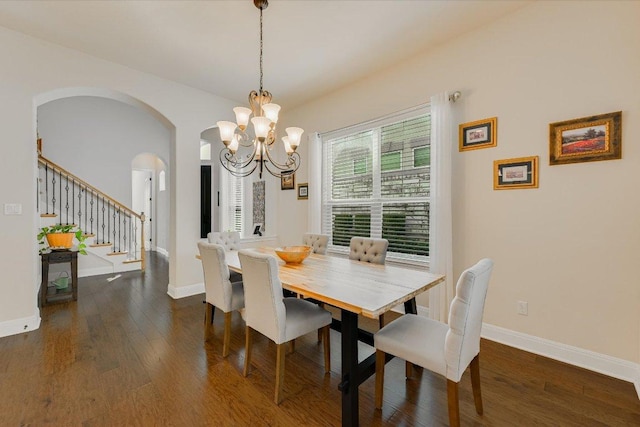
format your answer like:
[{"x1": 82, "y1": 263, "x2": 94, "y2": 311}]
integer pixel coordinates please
[
  {"x1": 204, "y1": 303, "x2": 214, "y2": 342},
  {"x1": 243, "y1": 326, "x2": 252, "y2": 377},
  {"x1": 323, "y1": 325, "x2": 331, "y2": 373},
  {"x1": 378, "y1": 312, "x2": 386, "y2": 330},
  {"x1": 405, "y1": 360, "x2": 413, "y2": 379},
  {"x1": 447, "y1": 379, "x2": 460, "y2": 427},
  {"x1": 222, "y1": 312, "x2": 232, "y2": 357},
  {"x1": 275, "y1": 343, "x2": 286, "y2": 405},
  {"x1": 470, "y1": 354, "x2": 484, "y2": 415},
  {"x1": 375, "y1": 350, "x2": 385, "y2": 409},
  {"x1": 289, "y1": 339, "x2": 296, "y2": 354}
]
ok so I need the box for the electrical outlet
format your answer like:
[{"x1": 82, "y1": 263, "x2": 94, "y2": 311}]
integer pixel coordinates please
[{"x1": 517, "y1": 300, "x2": 528, "y2": 316}]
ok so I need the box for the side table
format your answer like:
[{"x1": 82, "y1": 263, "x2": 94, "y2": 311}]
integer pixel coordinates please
[{"x1": 40, "y1": 250, "x2": 78, "y2": 306}]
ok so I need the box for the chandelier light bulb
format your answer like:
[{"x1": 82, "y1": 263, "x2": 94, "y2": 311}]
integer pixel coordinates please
[
  {"x1": 228, "y1": 134, "x2": 240, "y2": 153},
  {"x1": 251, "y1": 116, "x2": 271, "y2": 141},
  {"x1": 282, "y1": 136, "x2": 294, "y2": 154},
  {"x1": 217, "y1": 121, "x2": 237, "y2": 145},
  {"x1": 262, "y1": 103, "x2": 281, "y2": 124},
  {"x1": 286, "y1": 127, "x2": 304, "y2": 149},
  {"x1": 233, "y1": 107, "x2": 252, "y2": 130}
]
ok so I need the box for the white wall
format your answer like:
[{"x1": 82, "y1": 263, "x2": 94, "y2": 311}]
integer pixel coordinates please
[
  {"x1": 283, "y1": 0, "x2": 640, "y2": 366},
  {"x1": 0, "y1": 25, "x2": 236, "y2": 336}
]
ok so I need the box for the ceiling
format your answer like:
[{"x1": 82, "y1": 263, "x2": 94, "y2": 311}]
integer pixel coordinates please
[{"x1": 0, "y1": 0, "x2": 531, "y2": 109}]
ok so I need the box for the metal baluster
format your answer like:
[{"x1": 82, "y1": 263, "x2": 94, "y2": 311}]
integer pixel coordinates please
[
  {"x1": 77, "y1": 184, "x2": 82, "y2": 232},
  {"x1": 51, "y1": 170, "x2": 56, "y2": 218},
  {"x1": 134, "y1": 220, "x2": 138, "y2": 260},
  {"x1": 101, "y1": 197, "x2": 106, "y2": 244},
  {"x1": 84, "y1": 187, "x2": 87, "y2": 232},
  {"x1": 112, "y1": 206, "x2": 117, "y2": 251},
  {"x1": 90, "y1": 192, "x2": 94, "y2": 236},
  {"x1": 64, "y1": 174, "x2": 69, "y2": 224},
  {"x1": 44, "y1": 164, "x2": 49, "y2": 214},
  {"x1": 72, "y1": 179, "x2": 75, "y2": 226},
  {"x1": 123, "y1": 214, "x2": 127, "y2": 258}
]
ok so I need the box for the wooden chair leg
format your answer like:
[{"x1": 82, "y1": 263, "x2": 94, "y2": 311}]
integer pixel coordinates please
[
  {"x1": 375, "y1": 350, "x2": 385, "y2": 409},
  {"x1": 275, "y1": 343, "x2": 286, "y2": 405},
  {"x1": 470, "y1": 354, "x2": 484, "y2": 415},
  {"x1": 289, "y1": 339, "x2": 296, "y2": 354},
  {"x1": 323, "y1": 325, "x2": 331, "y2": 373},
  {"x1": 243, "y1": 326, "x2": 252, "y2": 377},
  {"x1": 447, "y1": 379, "x2": 460, "y2": 427},
  {"x1": 405, "y1": 360, "x2": 413, "y2": 379},
  {"x1": 204, "y1": 303, "x2": 214, "y2": 342},
  {"x1": 378, "y1": 312, "x2": 386, "y2": 330},
  {"x1": 222, "y1": 311, "x2": 232, "y2": 357}
]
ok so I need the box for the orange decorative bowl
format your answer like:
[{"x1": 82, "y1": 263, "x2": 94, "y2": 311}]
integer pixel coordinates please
[{"x1": 274, "y1": 246, "x2": 312, "y2": 264}]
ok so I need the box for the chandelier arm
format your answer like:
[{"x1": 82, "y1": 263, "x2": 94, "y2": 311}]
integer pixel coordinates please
[
  {"x1": 220, "y1": 146, "x2": 259, "y2": 170},
  {"x1": 262, "y1": 156, "x2": 301, "y2": 179},
  {"x1": 262, "y1": 145, "x2": 300, "y2": 170},
  {"x1": 220, "y1": 150, "x2": 259, "y2": 178},
  {"x1": 236, "y1": 130, "x2": 254, "y2": 147}
]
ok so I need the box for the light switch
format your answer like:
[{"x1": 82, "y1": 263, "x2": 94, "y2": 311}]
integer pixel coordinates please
[{"x1": 4, "y1": 203, "x2": 22, "y2": 215}]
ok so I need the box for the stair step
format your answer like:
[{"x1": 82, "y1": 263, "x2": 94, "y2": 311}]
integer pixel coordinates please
[
  {"x1": 107, "y1": 251, "x2": 128, "y2": 256},
  {"x1": 82, "y1": 233, "x2": 96, "y2": 238},
  {"x1": 90, "y1": 243, "x2": 112, "y2": 248},
  {"x1": 122, "y1": 259, "x2": 143, "y2": 264},
  {"x1": 40, "y1": 214, "x2": 58, "y2": 218}
]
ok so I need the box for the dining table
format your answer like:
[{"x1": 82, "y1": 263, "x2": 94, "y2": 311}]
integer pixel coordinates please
[{"x1": 223, "y1": 247, "x2": 445, "y2": 427}]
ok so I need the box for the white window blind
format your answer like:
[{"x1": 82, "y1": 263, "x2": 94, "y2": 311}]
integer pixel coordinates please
[
  {"x1": 219, "y1": 168, "x2": 244, "y2": 234},
  {"x1": 321, "y1": 105, "x2": 430, "y2": 263}
]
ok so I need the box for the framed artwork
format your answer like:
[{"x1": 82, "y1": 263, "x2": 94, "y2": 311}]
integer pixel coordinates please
[
  {"x1": 297, "y1": 183, "x2": 308, "y2": 200},
  {"x1": 549, "y1": 111, "x2": 622, "y2": 165},
  {"x1": 494, "y1": 156, "x2": 538, "y2": 190},
  {"x1": 281, "y1": 172, "x2": 295, "y2": 190},
  {"x1": 459, "y1": 117, "x2": 497, "y2": 151}
]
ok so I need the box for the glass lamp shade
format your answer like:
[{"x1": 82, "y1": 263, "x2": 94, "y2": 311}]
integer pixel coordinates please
[
  {"x1": 286, "y1": 127, "x2": 304, "y2": 149},
  {"x1": 233, "y1": 107, "x2": 252, "y2": 130},
  {"x1": 262, "y1": 103, "x2": 281, "y2": 124},
  {"x1": 228, "y1": 135, "x2": 240, "y2": 153},
  {"x1": 282, "y1": 136, "x2": 294, "y2": 154},
  {"x1": 251, "y1": 116, "x2": 271, "y2": 140},
  {"x1": 217, "y1": 121, "x2": 237, "y2": 144}
]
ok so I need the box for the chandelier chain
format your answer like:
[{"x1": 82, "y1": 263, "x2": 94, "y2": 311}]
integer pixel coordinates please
[{"x1": 259, "y1": 6, "x2": 263, "y2": 93}]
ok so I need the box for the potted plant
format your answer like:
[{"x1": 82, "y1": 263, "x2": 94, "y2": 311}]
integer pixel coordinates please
[{"x1": 37, "y1": 224, "x2": 87, "y2": 255}]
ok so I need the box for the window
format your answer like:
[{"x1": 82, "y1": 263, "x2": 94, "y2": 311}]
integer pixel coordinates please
[
  {"x1": 413, "y1": 146, "x2": 430, "y2": 168},
  {"x1": 321, "y1": 105, "x2": 431, "y2": 263},
  {"x1": 219, "y1": 168, "x2": 243, "y2": 234}
]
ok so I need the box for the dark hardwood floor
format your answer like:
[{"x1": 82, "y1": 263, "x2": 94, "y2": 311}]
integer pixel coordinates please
[{"x1": 1, "y1": 252, "x2": 638, "y2": 426}]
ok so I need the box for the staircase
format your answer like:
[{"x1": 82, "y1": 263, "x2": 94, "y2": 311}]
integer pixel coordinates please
[{"x1": 37, "y1": 154, "x2": 146, "y2": 276}]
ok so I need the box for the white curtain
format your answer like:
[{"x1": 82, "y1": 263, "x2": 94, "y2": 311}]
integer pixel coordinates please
[
  {"x1": 428, "y1": 92, "x2": 454, "y2": 323},
  {"x1": 308, "y1": 132, "x2": 322, "y2": 233}
]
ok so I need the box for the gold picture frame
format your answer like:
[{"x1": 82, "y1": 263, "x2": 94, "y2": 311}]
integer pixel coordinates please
[
  {"x1": 549, "y1": 111, "x2": 622, "y2": 165},
  {"x1": 280, "y1": 172, "x2": 295, "y2": 190},
  {"x1": 459, "y1": 117, "x2": 497, "y2": 151},
  {"x1": 297, "y1": 183, "x2": 308, "y2": 200},
  {"x1": 494, "y1": 156, "x2": 538, "y2": 190}
]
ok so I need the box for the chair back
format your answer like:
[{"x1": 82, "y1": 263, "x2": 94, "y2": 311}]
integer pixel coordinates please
[
  {"x1": 238, "y1": 250, "x2": 286, "y2": 343},
  {"x1": 207, "y1": 231, "x2": 241, "y2": 251},
  {"x1": 303, "y1": 233, "x2": 329, "y2": 255},
  {"x1": 198, "y1": 242, "x2": 234, "y2": 312},
  {"x1": 349, "y1": 237, "x2": 388, "y2": 265},
  {"x1": 444, "y1": 258, "x2": 494, "y2": 382}
]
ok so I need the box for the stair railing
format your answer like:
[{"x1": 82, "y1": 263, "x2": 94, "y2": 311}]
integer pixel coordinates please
[{"x1": 37, "y1": 155, "x2": 146, "y2": 272}]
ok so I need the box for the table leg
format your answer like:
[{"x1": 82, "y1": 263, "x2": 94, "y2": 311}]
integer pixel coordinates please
[
  {"x1": 404, "y1": 297, "x2": 417, "y2": 315},
  {"x1": 339, "y1": 309, "x2": 359, "y2": 427}
]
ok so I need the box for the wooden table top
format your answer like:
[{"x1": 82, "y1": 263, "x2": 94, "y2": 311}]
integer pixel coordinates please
[{"x1": 223, "y1": 248, "x2": 444, "y2": 319}]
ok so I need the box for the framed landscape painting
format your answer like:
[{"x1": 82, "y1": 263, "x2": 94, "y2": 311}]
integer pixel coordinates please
[
  {"x1": 494, "y1": 156, "x2": 538, "y2": 190},
  {"x1": 549, "y1": 111, "x2": 621, "y2": 165},
  {"x1": 459, "y1": 117, "x2": 497, "y2": 151}
]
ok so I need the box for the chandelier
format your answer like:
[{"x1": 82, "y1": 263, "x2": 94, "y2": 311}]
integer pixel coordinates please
[{"x1": 217, "y1": 0, "x2": 303, "y2": 179}]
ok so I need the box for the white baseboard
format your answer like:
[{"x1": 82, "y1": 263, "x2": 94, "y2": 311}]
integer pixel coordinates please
[
  {"x1": 78, "y1": 266, "x2": 113, "y2": 278},
  {"x1": 0, "y1": 312, "x2": 41, "y2": 338},
  {"x1": 167, "y1": 282, "x2": 204, "y2": 299},
  {"x1": 482, "y1": 323, "x2": 640, "y2": 400}
]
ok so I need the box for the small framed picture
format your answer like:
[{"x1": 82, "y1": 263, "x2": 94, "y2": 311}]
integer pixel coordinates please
[
  {"x1": 252, "y1": 223, "x2": 262, "y2": 236},
  {"x1": 281, "y1": 172, "x2": 295, "y2": 190},
  {"x1": 459, "y1": 117, "x2": 497, "y2": 151},
  {"x1": 549, "y1": 111, "x2": 621, "y2": 165},
  {"x1": 297, "y1": 183, "x2": 308, "y2": 200},
  {"x1": 494, "y1": 156, "x2": 538, "y2": 190}
]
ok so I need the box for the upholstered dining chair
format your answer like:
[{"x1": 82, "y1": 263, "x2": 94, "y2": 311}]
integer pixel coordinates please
[
  {"x1": 349, "y1": 237, "x2": 388, "y2": 265},
  {"x1": 207, "y1": 231, "x2": 242, "y2": 282},
  {"x1": 349, "y1": 236, "x2": 389, "y2": 328},
  {"x1": 238, "y1": 249, "x2": 332, "y2": 404},
  {"x1": 197, "y1": 242, "x2": 245, "y2": 357},
  {"x1": 302, "y1": 233, "x2": 329, "y2": 255},
  {"x1": 374, "y1": 258, "x2": 494, "y2": 427}
]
